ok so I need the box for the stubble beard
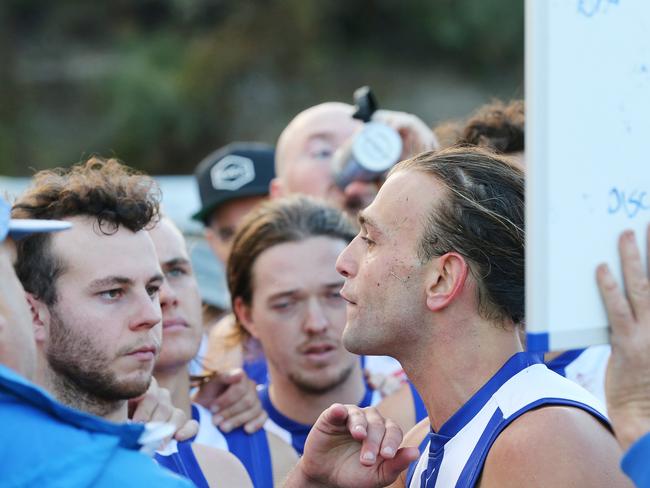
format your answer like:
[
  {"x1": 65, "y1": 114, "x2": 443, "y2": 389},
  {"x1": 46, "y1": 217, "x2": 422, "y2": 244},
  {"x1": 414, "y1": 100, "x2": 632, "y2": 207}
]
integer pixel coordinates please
[
  {"x1": 288, "y1": 360, "x2": 356, "y2": 396},
  {"x1": 45, "y1": 310, "x2": 152, "y2": 417}
]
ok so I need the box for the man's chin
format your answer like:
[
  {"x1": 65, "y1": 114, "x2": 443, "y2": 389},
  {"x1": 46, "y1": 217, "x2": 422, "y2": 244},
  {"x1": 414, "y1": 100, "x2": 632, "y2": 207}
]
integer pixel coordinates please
[{"x1": 342, "y1": 325, "x2": 367, "y2": 355}]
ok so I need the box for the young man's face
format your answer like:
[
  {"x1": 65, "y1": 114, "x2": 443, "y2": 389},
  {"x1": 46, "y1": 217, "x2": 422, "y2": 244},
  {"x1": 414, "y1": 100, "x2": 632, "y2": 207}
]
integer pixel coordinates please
[
  {"x1": 150, "y1": 218, "x2": 203, "y2": 372},
  {"x1": 205, "y1": 195, "x2": 266, "y2": 263},
  {"x1": 336, "y1": 169, "x2": 439, "y2": 357},
  {"x1": 238, "y1": 236, "x2": 358, "y2": 394},
  {"x1": 0, "y1": 239, "x2": 37, "y2": 379},
  {"x1": 39, "y1": 216, "x2": 164, "y2": 400}
]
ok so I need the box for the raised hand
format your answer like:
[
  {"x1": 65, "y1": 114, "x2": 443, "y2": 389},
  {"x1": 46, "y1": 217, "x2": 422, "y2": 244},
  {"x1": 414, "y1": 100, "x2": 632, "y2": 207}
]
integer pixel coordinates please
[
  {"x1": 285, "y1": 403, "x2": 419, "y2": 488},
  {"x1": 597, "y1": 226, "x2": 650, "y2": 450}
]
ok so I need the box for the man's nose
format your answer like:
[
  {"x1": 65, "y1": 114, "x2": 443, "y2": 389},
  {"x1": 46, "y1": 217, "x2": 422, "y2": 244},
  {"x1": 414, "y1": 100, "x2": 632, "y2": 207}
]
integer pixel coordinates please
[
  {"x1": 303, "y1": 298, "x2": 330, "y2": 334},
  {"x1": 336, "y1": 239, "x2": 358, "y2": 278}
]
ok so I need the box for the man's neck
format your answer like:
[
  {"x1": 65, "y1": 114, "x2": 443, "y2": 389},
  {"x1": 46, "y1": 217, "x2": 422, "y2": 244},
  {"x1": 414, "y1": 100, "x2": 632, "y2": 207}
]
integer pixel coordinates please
[
  {"x1": 43, "y1": 367, "x2": 128, "y2": 422},
  {"x1": 401, "y1": 315, "x2": 524, "y2": 432},
  {"x1": 269, "y1": 361, "x2": 367, "y2": 425},
  {"x1": 154, "y1": 364, "x2": 192, "y2": 419}
]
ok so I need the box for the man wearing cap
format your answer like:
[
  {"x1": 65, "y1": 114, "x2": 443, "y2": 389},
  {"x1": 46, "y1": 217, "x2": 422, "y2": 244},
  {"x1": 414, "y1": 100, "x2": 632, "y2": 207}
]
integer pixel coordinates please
[
  {"x1": 190, "y1": 142, "x2": 276, "y2": 433},
  {"x1": 0, "y1": 194, "x2": 193, "y2": 487},
  {"x1": 193, "y1": 142, "x2": 275, "y2": 263}
]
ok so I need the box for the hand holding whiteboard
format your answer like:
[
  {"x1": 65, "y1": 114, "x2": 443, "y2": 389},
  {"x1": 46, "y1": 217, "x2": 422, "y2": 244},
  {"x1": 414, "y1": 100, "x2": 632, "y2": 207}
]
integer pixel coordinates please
[{"x1": 525, "y1": 0, "x2": 650, "y2": 351}]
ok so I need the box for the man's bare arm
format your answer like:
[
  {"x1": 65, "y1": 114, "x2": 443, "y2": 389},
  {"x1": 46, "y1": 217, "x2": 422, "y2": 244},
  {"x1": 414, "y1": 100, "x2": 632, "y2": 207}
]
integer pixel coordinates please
[{"x1": 480, "y1": 406, "x2": 631, "y2": 487}]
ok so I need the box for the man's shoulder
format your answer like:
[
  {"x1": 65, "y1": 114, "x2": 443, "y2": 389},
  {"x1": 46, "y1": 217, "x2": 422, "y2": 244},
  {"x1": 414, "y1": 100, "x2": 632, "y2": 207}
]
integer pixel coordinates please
[{"x1": 481, "y1": 405, "x2": 628, "y2": 487}]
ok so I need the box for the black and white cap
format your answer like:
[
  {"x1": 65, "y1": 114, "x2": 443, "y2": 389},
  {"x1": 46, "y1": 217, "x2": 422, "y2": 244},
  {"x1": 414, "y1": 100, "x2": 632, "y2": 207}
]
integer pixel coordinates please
[{"x1": 191, "y1": 142, "x2": 275, "y2": 224}]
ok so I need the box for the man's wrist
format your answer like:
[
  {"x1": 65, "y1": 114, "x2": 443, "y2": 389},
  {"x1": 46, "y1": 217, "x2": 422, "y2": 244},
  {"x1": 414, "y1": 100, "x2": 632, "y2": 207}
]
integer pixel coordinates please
[
  {"x1": 611, "y1": 413, "x2": 650, "y2": 451},
  {"x1": 283, "y1": 459, "x2": 330, "y2": 488}
]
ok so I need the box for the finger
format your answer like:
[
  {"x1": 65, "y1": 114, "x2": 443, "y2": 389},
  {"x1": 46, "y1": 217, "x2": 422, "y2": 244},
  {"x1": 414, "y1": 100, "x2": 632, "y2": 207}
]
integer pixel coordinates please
[
  {"x1": 619, "y1": 230, "x2": 650, "y2": 320},
  {"x1": 243, "y1": 411, "x2": 268, "y2": 434},
  {"x1": 345, "y1": 405, "x2": 368, "y2": 440},
  {"x1": 596, "y1": 263, "x2": 635, "y2": 338},
  {"x1": 218, "y1": 403, "x2": 265, "y2": 433},
  {"x1": 193, "y1": 376, "x2": 228, "y2": 409},
  {"x1": 130, "y1": 393, "x2": 157, "y2": 423},
  {"x1": 174, "y1": 419, "x2": 199, "y2": 441},
  {"x1": 219, "y1": 368, "x2": 245, "y2": 385},
  {"x1": 146, "y1": 387, "x2": 174, "y2": 424},
  {"x1": 378, "y1": 418, "x2": 404, "y2": 459},
  {"x1": 317, "y1": 403, "x2": 350, "y2": 433},
  {"x1": 213, "y1": 399, "x2": 263, "y2": 432},
  {"x1": 167, "y1": 407, "x2": 190, "y2": 439},
  {"x1": 380, "y1": 447, "x2": 421, "y2": 484},
  {"x1": 210, "y1": 378, "x2": 254, "y2": 413},
  {"x1": 359, "y1": 409, "x2": 386, "y2": 466}
]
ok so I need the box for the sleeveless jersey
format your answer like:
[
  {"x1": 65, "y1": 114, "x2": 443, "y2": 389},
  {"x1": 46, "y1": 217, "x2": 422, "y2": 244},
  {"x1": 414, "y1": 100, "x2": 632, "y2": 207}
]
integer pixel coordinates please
[
  {"x1": 407, "y1": 352, "x2": 608, "y2": 488},
  {"x1": 155, "y1": 403, "x2": 273, "y2": 487},
  {"x1": 259, "y1": 383, "x2": 381, "y2": 455}
]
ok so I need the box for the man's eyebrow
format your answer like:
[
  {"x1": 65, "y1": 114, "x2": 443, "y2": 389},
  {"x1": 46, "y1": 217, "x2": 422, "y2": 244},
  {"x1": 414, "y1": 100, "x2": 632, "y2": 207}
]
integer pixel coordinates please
[
  {"x1": 358, "y1": 212, "x2": 380, "y2": 232},
  {"x1": 161, "y1": 257, "x2": 190, "y2": 269},
  {"x1": 88, "y1": 276, "x2": 134, "y2": 289},
  {"x1": 147, "y1": 273, "x2": 164, "y2": 285},
  {"x1": 267, "y1": 289, "x2": 299, "y2": 301}
]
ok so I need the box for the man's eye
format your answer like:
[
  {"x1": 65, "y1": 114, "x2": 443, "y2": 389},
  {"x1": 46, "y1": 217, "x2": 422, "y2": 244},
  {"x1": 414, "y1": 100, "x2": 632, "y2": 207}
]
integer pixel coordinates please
[
  {"x1": 271, "y1": 301, "x2": 294, "y2": 311},
  {"x1": 146, "y1": 285, "x2": 161, "y2": 298},
  {"x1": 218, "y1": 228, "x2": 235, "y2": 242},
  {"x1": 361, "y1": 236, "x2": 375, "y2": 247},
  {"x1": 166, "y1": 267, "x2": 186, "y2": 278},
  {"x1": 100, "y1": 289, "x2": 123, "y2": 300},
  {"x1": 313, "y1": 149, "x2": 333, "y2": 160}
]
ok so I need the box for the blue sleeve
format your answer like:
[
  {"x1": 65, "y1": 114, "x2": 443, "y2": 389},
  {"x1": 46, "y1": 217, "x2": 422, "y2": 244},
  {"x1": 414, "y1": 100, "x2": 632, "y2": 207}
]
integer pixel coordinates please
[{"x1": 622, "y1": 432, "x2": 650, "y2": 487}]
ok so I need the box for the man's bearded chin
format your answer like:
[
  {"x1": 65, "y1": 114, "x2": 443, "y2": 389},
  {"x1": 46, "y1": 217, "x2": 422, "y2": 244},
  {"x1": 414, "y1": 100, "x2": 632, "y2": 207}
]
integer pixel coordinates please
[{"x1": 46, "y1": 312, "x2": 152, "y2": 413}]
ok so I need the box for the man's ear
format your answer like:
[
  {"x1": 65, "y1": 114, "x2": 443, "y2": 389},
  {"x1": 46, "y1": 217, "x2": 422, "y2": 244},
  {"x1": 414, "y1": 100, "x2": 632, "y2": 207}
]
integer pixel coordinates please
[
  {"x1": 233, "y1": 296, "x2": 259, "y2": 339},
  {"x1": 25, "y1": 293, "x2": 51, "y2": 343},
  {"x1": 269, "y1": 177, "x2": 285, "y2": 199},
  {"x1": 425, "y1": 252, "x2": 469, "y2": 312}
]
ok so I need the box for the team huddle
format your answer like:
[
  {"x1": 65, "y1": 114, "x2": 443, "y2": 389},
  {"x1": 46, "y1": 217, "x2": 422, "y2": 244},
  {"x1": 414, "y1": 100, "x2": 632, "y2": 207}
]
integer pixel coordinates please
[{"x1": 1, "y1": 99, "x2": 648, "y2": 487}]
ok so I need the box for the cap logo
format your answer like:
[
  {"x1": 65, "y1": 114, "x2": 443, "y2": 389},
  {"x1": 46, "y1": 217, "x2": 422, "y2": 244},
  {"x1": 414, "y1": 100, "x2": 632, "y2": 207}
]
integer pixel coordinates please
[{"x1": 210, "y1": 155, "x2": 256, "y2": 191}]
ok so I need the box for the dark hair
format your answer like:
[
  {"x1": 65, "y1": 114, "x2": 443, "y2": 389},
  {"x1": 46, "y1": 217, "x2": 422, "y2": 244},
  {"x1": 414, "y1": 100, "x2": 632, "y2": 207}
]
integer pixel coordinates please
[
  {"x1": 12, "y1": 157, "x2": 161, "y2": 305},
  {"x1": 394, "y1": 146, "x2": 525, "y2": 324},
  {"x1": 458, "y1": 99, "x2": 524, "y2": 154},
  {"x1": 227, "y1": 196, "x2": 356, "y2": 340}
]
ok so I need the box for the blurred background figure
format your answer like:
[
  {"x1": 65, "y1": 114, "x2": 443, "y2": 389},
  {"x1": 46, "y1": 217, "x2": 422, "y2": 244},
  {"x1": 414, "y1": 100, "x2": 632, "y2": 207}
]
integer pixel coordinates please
[
  {"x1": 191, "y1": 143, "x2": 275, "y2": 386},
  {"x1": 192, "y1": 143, "x2": 275, "y2": 264},
  {"x1": 151, "y1": 216, "x2": 297, "y2": 488}
]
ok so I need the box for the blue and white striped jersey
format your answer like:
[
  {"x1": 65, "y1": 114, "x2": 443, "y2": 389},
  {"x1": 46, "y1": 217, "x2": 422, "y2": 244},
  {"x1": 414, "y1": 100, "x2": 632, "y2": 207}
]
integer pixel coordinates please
[
  {"x1": 155, "y1": 403, "x2": 273, "y2": 488},
  {"x1": 407, "y1": 352, "x2": 608, "y2": 488},
  {"x1": 259, "y1": 383, "x2": 381, "y2": 455}
]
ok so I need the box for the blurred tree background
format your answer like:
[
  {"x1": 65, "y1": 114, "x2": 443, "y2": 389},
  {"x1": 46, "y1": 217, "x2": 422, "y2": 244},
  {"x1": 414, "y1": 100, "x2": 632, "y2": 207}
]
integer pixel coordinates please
[{"x1": 0, "y1": 0, "x2": 523, "y2": 176}]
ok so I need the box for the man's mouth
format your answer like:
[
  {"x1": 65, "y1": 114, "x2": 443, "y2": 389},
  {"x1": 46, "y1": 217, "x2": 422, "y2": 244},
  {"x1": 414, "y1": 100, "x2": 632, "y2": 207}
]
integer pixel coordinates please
[
  {"x1": 162, "y1": 318, "x2": 188, "y2": 331},
  {"x1": 126, "y1": 345, "x2": 158, "y2": 361},
  {"x1": 340, "y1": 290, "x2": 357, "y2": 305},
  {"x1": 300, "y1": 342, "x2": 338, "y2": 361}
]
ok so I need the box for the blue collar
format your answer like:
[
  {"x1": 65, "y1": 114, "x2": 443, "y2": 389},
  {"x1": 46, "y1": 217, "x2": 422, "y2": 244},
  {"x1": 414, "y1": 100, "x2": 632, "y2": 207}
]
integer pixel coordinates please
[
  {"x1": 259, "y1": 381, "x2": 376, "y2": 432},
  {"x1": 0, "y1": 364, "x2": 144, "y2": 448},
  {"x1": 259, "y1": 385, "x2": 312, "y2": 435},
  {"x1": 433, "y1": 352, "x2": 543, "y2": 439}
]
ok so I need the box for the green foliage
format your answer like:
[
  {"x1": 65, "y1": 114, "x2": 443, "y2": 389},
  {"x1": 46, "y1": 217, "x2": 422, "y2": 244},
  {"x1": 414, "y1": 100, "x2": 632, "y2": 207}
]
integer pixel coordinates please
[{"x1": 0, "y1": 0, "x2": 523, "y2": 175}]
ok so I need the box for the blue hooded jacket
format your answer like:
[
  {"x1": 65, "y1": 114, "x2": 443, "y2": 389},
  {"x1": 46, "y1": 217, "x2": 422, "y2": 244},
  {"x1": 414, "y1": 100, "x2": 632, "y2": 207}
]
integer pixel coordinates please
[{"x1": 0, "y1": 365, "x2": 190, "y2": 487}]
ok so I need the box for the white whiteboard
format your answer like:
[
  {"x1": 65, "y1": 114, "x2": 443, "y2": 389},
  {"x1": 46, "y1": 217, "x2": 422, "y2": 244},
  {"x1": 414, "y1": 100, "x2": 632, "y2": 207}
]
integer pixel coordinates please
[{"x1": 526, "y1": 0, "x2": 650, "y2": 351}]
